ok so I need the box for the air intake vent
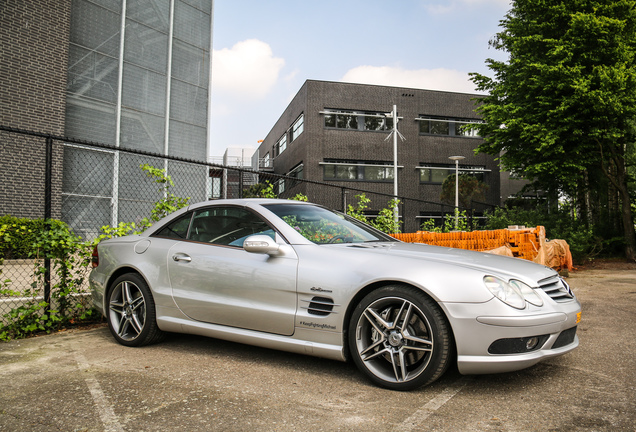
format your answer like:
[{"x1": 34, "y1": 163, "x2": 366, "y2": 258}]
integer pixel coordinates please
[
  {"x1": 538, "y1": 275, "x2": 574, "y2": 302},
  {"x1": 304, "y1": 296, "x2": 335, "y2": 316}
]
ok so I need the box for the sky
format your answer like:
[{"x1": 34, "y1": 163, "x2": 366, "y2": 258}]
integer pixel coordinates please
[{"x1": 208, "y1": 0, "x2": 512, "y2": 159}]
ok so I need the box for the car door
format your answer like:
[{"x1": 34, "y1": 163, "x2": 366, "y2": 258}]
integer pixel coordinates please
[{"x1": 166, "y1": 206, "x2": 298, "y2": 336}]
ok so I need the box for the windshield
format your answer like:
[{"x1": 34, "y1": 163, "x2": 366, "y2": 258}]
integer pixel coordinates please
[{"x1": 263, "y1": 203, "x2": 397, "y2": 244}]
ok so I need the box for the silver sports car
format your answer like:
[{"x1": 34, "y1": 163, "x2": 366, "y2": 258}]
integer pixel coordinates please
[{"x1": 90, "y1": 199, "x2": 581, "y2": 391}]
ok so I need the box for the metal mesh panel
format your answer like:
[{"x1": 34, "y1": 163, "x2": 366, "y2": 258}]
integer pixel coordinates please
[
  {"x1": 173, "y1": 0, "x2": 211, "y2": 49},
  {"x1": 126, "y1": 0, "x2": 170, "y2": 32},
  {"x1": 65, "y1": 99, "x2": 117, "y2": 145},
  {"x1": 61, "y1": 145, "x2": 115, "y2": 239},
  {"x1": 62, "y1": 194, "x2": 113, "y2": 240},
  {"x1": 70, "y1": 0, "x2": 121, "y2": 57},
  {"x1": 181, "y1": 0, "x2": 212, "y2": 12},
  {"x1": 1, "y1": 127, "x2": 498, "y2": 337},
  {"x1": 118, "y1": 153, "x2": 163, "y2": 200},
  {"x1": 167, "y1": 119, "x2": 206, "y2": 160},
  {"x1": 120, "y1": 108, "x2": 165, "y2": 154},
  {"x1": 171, "y1": 39, "x2": 209, "y2": 87},
  {"x1": 121, "y1": 63, "x2": 167, "y2": 116},
  {"x1": 124, "y1": 19, "x2": 168, "y2": 73},
  {"x1": 62, "y1": 146, "x2": 114, "y2": 197},
  {"x1": 67, "y1": 45, "x2": 119, "y2": 105},
  {"x1": 90, "y1": 0, "x2": 123, "y2": 13},
  {"x1": 168, "y1": 160, "x2": 208, "y2": 203},
  {"x1": 169, "y1": 79, "x2": 207, "y2": 126}
]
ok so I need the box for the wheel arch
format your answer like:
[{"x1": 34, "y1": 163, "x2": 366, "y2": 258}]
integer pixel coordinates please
[
  {"x1": 103, "y1": 266, "x2": 147, "y2": 309},
  {"x1": 342, "y1": 280, "x2": 456, "y2": 362}
]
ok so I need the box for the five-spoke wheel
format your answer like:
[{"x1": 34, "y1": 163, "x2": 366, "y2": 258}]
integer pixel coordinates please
[
  {"x1": 348, "y1": 285, "x2": 451, "y2": 391},
  {"x1": 107, "y1": 273, "x2": 164, "y2": 347}
]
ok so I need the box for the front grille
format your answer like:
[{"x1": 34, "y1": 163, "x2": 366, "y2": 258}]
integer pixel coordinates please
[
  {"x1": 538, "y1": 275, "x2": 574, "y2": 302},
  {"x1": 552, "y1": 326, "x2": 577, "y2": 349},
  {"x1": 302, "y1": 296, "x2": 336, "y2": 316}
]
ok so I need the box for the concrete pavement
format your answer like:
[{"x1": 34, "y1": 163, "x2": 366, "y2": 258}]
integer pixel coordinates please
[{"x1": 0, "y1": 264, "x2": 634, "y2": 431}]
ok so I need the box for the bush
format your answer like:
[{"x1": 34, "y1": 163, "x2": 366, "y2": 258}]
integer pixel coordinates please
[
  {"x1": 482, "y1": 207, "x2": 607, "y2": 263},
  {"x1": 0, "y1": 216, "x2": 73, "y2": 260}
]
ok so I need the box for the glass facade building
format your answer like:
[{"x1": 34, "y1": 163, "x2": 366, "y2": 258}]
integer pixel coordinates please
[{"x1": 62, "y1": 0, "x2": 212, "y2": 237}]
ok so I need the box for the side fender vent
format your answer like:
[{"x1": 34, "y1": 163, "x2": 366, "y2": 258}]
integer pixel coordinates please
[{"x1": 303, "y1": 296, "x2": 335, "y2": 316}]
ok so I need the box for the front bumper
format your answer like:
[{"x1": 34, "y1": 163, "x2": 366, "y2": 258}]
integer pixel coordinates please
[{"x1": 442, "y1": 297, "x2": 581, "y2": 375}]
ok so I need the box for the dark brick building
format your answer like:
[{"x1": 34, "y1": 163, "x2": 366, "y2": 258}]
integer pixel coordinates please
[
  {"x1": 1, "y1": 0, "x2": 213, "y2": 237},
  {"x1": 0, "y1": 0, "x2": 71, "y2": 219},
  {"x1": 258, "y1": 80, "x2": 507, "y2": 232}
]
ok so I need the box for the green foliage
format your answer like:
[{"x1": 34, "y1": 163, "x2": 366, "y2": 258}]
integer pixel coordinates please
[
  {"x1": 483, "y1": 206, "x2": 607, "y2": 262},
  {"x1": 95, "y1": 164, "x2": 190, "y2": 242},
  {"x1": 0, "y1": 217, "x2": 70, "y2": 259},
  {"x1": 140, "y1": 164, "x2": 190, "y2": 223},
  {"x1": 290, "y1": 193, "x2": 308, "y2": 202},
  {"x1": 346, "y1": 194, "x2": 402, "y2": 234},
  {"x1": 0, "y1": 302, "x2": 62, "y2": 341},
  {"x1": 420, "y1": 210, "x2": 469, "y2": 233},
  {"x1": 469, "y1": 0, "x2": 636, "y2": 259},
  {"x1": 0, "y1": 163, "x2": 191, "y2": 340},
  {"x1": 372, "y1": 198, "x2": 402, "y2": 234},
  {"x1": 243, "y1": 182, "x2": 277, "y2": 198},
  {"x1": 347, "y1": 194, "x2": 371, "y2": 223},
  {"x1": 439, "y1": 175, "x2": 489, "y2": 209},
  {"x1": 0, "y1": 218, "x2": 96, "y2": 341}
]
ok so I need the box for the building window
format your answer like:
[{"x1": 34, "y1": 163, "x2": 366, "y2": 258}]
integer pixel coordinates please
[
  {"x1": 416, "y1": 116, "x2": 482, "y2": 137},
  {"x1": 321, "y1": 160, "x2": 396, "y2": 182},
  {"x1": 285, "y1": 163, "x2": 304, "y2": 190},
  {"x1": 417, "y1": 163, "x2": 488, "y2": 184},
  {"x1": 322, "y1": 109, "x2": 393, "y2": 131},
  {"x1": 291, "y1": 114, "x2": 304, "y2": 141},
  {"x1": 274, "y1": 134, "x2": 287, "y2": 156}
]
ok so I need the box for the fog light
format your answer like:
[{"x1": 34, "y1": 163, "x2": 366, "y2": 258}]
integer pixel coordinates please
[
  {"x1": 488, "y1": 335, "x2": 549, "y2": 354},
  {"x1": 526, "y1": 337, "x2": 539, "y2": 350}
]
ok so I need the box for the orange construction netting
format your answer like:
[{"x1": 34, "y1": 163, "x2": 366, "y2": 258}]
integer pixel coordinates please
[{"x1": 391, "y1": 226, "x2": 573, "y2": 271}]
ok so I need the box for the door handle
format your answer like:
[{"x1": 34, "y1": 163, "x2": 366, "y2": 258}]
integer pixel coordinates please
[{"x1": 172, "y1": 254, "x2": 192, "y2": 262}]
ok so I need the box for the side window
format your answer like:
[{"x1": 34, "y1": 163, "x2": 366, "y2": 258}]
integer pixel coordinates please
[
  {"x1": 153, "y1": 212, "x2": 192, "y2": 239},
  {"x1": 188, "y1": 207, "x2": 275, "y2": 247}
]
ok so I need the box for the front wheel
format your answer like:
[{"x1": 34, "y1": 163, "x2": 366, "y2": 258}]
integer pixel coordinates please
[
  {"x1": 348, "y1": 285, "x2": 452, "y2": 391},
  {"x1": 107, "y1": 273, "x2": 165, "y2": 347}
]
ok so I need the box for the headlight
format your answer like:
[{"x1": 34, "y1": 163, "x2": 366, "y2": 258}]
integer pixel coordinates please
[
  {"x1": 509, "y1": 279, "x2": 543, "y2": 307},
  {"x1": 483, "y1": 276, "x2": 544, "y2": 309},
  {"x1": 483, "y1": 276, "x2": 526, "y2": 309}
]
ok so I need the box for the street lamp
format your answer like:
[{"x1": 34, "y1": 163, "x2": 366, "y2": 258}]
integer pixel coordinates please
[
  {"x1": 385, "y1": 105, "x2": 400, "y2": 229},
  {"x1": 448, "y1": 155, "x2": 465, "y2": 230}
]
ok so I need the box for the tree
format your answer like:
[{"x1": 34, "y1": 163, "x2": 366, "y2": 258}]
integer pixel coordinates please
[
  {"x1": 440, "y1": 174, "x2": 489, "y2": 209},
  {"x1": 470, "y1": 0, "x2": 636, "y2": 261}
]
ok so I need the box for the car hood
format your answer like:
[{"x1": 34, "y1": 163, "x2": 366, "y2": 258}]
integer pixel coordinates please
[{"x1": 344, "y1": 242, "x2": 556, "y2": 285}]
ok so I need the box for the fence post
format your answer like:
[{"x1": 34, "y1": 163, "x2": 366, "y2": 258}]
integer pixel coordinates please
[
  {"x1": 239, "y1": 170, "x2": 244, "y2": 198},
  {"x1": 341, "y1": 188, "x2": 347, "y2": 213},
  {"x1": 44, "y1": 136, "x2": 53, "y2": 313}
]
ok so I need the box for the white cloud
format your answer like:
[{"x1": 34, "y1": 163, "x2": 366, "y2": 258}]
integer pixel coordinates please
[
  {"x1": 424, "y1": 0, "x2": 511, "y2": 14},
  {"x1": 212, "y1": 39, "x2": 285, "y2": 99},
  {"x1": 340, "y1": 65, "x2": 482, "y2": 94}
]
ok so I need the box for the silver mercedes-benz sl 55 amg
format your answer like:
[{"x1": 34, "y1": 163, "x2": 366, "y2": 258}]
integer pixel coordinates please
[{"x1": 90, "y1": 199, "x2": 581, "y2": 391}]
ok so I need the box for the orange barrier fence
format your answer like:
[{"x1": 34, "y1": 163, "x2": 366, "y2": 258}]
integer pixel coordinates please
[{"x1": 391, "y1": 226, "x2": 573, "y2": 271}]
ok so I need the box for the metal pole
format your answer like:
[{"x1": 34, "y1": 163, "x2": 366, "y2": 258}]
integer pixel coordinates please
[
  {"x1": 44, "y1": 136, "x2": 52, "y2": 313},
  {"x1": 392, "y1": 105, "x2": 398, "y2": 230},
  {"x1": 454, "y1": 159, "x2": 459, "y2": 230},
  {"x1": 448, "y1": 155, "x2": 465, "y2": 230}
]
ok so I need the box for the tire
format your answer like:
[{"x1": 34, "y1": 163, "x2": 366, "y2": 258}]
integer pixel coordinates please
[
  {"x1": 107, "y1": 273, "x2": 165, "y2": 347},
  {"x1": 348, "y1": 285, "x2": 452, "y2": 391}
]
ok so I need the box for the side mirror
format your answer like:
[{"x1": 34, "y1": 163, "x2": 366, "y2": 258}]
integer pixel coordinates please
[{"x1": 243, "y1": 235, "x2": 281, "y2": 256}]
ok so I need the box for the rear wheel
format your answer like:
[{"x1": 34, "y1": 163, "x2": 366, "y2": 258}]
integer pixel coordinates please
[
  {"x1": 348, "y1": 285, "x2": 452, "y2": 391},
  {"x1": 107, "y1": 273, "x2": 164, "y2": 347}
]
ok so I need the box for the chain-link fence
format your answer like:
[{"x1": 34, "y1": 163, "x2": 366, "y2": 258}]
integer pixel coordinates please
[{"x1": 1, "y1": 125, "x2": 496, "y2": 337}]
